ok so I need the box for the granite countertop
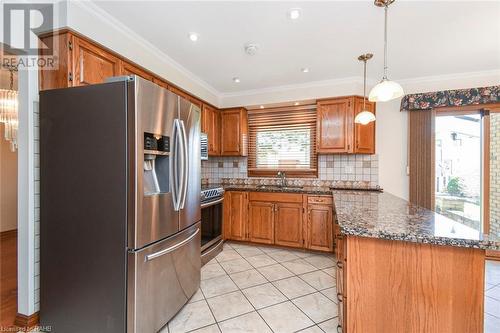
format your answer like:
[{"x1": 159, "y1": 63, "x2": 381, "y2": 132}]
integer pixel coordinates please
[
  {"x1": 332, "y1": 190, "x2": 500, "y2": 251},
  {"x1": 223, "y1": 184, "x2": 333, "y2": 195},
  {"x1": 218, "y1": 183, "x2": 500, "y2": 250}
]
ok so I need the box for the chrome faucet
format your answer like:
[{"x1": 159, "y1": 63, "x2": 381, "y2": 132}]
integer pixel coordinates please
[{"x1": 277, "y1": 171, "x2": 287, "y2": 187}]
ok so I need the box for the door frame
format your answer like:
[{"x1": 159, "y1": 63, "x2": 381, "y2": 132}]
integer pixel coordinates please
[{"x1": 434, "y1": 104, "x2": 500, "y2": 260}]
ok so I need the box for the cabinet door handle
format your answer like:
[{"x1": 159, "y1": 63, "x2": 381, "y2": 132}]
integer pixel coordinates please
[
  {"x1": 337, "y1": 292, "x2": 343, "y2": 303},
  {"x1": 336, "y1": 261, "x2": 343, "y2": 269},
  {"x1": 337, "y1": 325, "x2": 343, "y2": 333}
]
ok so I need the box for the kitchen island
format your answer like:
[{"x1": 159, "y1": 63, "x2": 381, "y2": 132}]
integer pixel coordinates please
[
  {"x1": 333, "y1": 190, "x2": 500, "y2": 333},
  {"x1": 217, "y1": 182, "x2": 500, "y2": 332}
]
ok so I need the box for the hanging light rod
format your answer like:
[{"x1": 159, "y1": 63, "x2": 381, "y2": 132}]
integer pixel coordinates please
[
  {"x1": 355, "y1": 53, "x2": 376, "y2": 125},
  {"x1": 369, "y1": 0, "x2": 404, "y2": 102}
]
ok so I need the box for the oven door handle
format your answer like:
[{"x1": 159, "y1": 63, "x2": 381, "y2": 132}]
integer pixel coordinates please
[{"x1": 201, "y1": 197, "x2": 224, "y2": 209}]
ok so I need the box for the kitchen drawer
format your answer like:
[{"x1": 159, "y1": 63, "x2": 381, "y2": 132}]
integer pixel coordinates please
[{"x1": 307, "y1": 195, "x2": 333, "y2": 205}]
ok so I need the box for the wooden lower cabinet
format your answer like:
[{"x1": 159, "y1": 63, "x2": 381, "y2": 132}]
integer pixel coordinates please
[
  {"x1": 248, "y1": 201, "x2": 274, "y2": 244},
  {"x1": 224, "y1": 191, "x2": 334, "y2": 253},
  {"x1": 274, "y1": 202, "x2": 304, "y2": 248},
  {"x1": 306, "y1": 204, "x2": 333, "y2": 252},
  {"x1": 223, "y1": 191, "x2": 248, "y2": 241}
]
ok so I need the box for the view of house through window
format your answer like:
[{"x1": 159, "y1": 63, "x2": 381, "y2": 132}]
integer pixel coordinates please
[
  {"x1": 435, "y1": 113, "x2": 482, "y2": 232},
  {"x1": 256, "y1": 128, "x2": 312, "y2": 169}
]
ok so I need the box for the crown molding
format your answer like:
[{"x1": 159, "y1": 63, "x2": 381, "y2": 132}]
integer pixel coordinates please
[
  {"x1": 72, "y1": 0, "x2": 221, "y2": 98},
  {"x1": 219, "y1": 76, "x2": 366, "y2": 98},
  {"x1": 397, "y1": 69, "x2": 500, "y2": 89}
]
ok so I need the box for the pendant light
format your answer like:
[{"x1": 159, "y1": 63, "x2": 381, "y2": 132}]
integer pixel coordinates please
[
  {"x1": 0, "y1": 66, "x2": 18, "y2": 152},
  {"x1": 355, "y1": 53, "x2": 376, "y2": 125},
  {"x1": 369, "y1": 0, "x2": 404, "y2": 102}
]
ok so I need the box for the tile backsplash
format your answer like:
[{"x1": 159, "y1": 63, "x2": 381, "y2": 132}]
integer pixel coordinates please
[{"x1": 202, "y1": 154, "x2": 379, "y2": 188}]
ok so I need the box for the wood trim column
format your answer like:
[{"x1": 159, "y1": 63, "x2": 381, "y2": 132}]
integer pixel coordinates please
[{"x1": 408, "y1": 109, "x2": 435, "y2": 209}]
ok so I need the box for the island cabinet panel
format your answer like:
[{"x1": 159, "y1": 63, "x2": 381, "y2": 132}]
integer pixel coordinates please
[
  {"x1": 317, "y1": 98, "x2": 352, "y2": 153},
  {"x1": 73, "y1": 37, "x2": 121, "y2": 86},
  {"x1": 220, "y1": 108, "x2": 248, "y2": 156},
  {"x1": 342, "y1": 236, "x2": 485, "y2": 333},
  {"x1": 201, "y1": 105, "x2": 221, "y2": 156},
  {"x1": 223, "y1": 191, "x2": 248, "y2": 241},
  {"x1": 306, "y1": 204, "x2": 333, "y2": 252},
  {"x1": 248, "y1": 201, "x2": 274, "y2": 244},
  {"x1": 274, "y1": 202, "x2": 304, "y2": 248},
  {"x1": 119, "y1": 61, "x2": 154, "y2": 81},
  {"x1": 316, "y1": 96, "x2": 376, "y2": 154}
]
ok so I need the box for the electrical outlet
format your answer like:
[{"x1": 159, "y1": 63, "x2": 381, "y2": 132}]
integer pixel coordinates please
[{"x1": 344, "y1": 165, "x2": 354, "y2": 174}]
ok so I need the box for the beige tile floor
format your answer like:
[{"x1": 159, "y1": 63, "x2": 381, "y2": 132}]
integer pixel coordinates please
[{"x1": 162, "y1": 242, "x2": 500, "y2": 333}]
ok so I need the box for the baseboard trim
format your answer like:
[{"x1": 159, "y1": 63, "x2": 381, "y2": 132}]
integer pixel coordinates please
[
  {"x1": 14, "y1": 312, "x2": 39, "y2": 330},
  {"x1": 0, "y1": 229, "x2": 17, "y2": 240}
]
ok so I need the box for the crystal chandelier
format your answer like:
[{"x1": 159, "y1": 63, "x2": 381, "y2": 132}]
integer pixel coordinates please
[{"x1": 0, "y1": 67, "x2": 18, "y2": 152}]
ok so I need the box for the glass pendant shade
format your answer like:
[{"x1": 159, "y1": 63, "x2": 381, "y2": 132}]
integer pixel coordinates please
[
  {"x1": 354, "y1": 110, "x2": 376, "y2": 125},
  {"x1": 368, "y1": 78, "x2": 404, "y2": 102}
]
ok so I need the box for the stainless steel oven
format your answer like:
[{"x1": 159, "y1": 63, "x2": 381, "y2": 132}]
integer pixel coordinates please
[{"x1": 200, "y1": 186, "x2": 224, "y2": 264}]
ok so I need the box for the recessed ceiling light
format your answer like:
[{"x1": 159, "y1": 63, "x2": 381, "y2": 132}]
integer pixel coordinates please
[
  {"x1": 188, "y1": 32, "x2": 199, "y2": 42},
  {"x1": 294, "y1": 102, "x2": 300, "y2": 106},
  {"x1": 301, "y1": 67, "x2": 310, "y2": 73},
  {"x1": 288, "y1": 8, "x2": 301, "y2": 20},
  {"x1": 233, "y1": 77, "x2": 241, "y2": 83},
  {"x1": 260, "y1": 105, "x2": 265, "y2": 109}
]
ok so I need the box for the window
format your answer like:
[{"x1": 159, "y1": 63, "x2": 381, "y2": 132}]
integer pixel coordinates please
[{"x1": 248, "y1": 105, "x2": 317, "y2": 177}]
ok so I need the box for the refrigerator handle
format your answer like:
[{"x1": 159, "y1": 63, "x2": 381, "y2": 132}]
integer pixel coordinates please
[
  {"x1": 144, "y1": 228, "x2": 200, "y2": 262},
  {"x1": 179, "y1": 120, "x2": 189, "y2": 210},
  {"x1": 172, "y1": 119, "x2": 182, "y2": 211}
]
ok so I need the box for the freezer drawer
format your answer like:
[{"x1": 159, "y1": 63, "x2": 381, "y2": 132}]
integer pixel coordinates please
[{"x1": 127, "y1": 222, "x2": 201, "y2": 333}]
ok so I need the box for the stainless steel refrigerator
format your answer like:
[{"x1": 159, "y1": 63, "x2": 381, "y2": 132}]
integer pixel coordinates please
[{"x1": 39, "y1": 76, "x2": 201, "y2": 333}]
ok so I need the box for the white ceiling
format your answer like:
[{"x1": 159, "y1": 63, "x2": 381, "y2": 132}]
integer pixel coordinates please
[{"x1": 93, "y1": 1, "x2": 500, "y2": 94}]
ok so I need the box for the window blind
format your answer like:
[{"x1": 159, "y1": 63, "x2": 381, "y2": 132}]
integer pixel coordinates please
[{"x1": 248, "y1": 105, "x2": 317, "y2": 177}]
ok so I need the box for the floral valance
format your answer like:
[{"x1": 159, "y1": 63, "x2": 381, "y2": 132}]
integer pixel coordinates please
[{"x1": 400, "y1": 85, "x2": 499, "y2": 111}]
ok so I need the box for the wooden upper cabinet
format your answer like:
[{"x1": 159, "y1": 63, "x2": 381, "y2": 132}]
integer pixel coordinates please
[
  {"x1": 317, "y1": 96, "x2": 376, "y2": 154},
  {"x1": 73, "y1": 37, "x2": 120, "y2": 86},
  {"x1": 168, "y1": 86, "x2": 203, "y2": 108},
  {"x1": 39, "y1": 33, "x2": 73, "y2": 90},
  {"x1": 317, "y1": 98, "x2": 352, "y2": 153},
  {"x1": 220, "y1": 108, "x2": 248, "y2": 156},
  {"x1": 119, "y1": 61, "x2": 154, "y2": 81},
  {"x1": 202, "y1": 105, "x2": 220, "y2": 156},
  {"x1": 152, "y1": 77, "x2": 169, "y2": 90},
  {"x1": 354, "y1": 97, "x2": 376, "y2": 154},
  {"x1": 248, "y1": 201, "x2": 274, "y2": 244},
  {"x1": 307, "y1": 204, "x2": 334, "y2": 252},
  {"x1": 274, "y1": 202, "x2": 303, "y2": 248},
  {"x1": 223, "y1": 191, "x2": 248, "y2": 241}
]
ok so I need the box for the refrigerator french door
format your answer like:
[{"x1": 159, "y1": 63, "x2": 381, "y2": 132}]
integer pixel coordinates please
[{"x1": 40, "y1": 76, "x2": 201, "y2": 333}]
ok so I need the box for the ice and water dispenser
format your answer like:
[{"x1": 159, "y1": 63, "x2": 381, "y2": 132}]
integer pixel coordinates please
[{"x1": 143, "y1": 132, "x2": 170, "y2": 195}]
